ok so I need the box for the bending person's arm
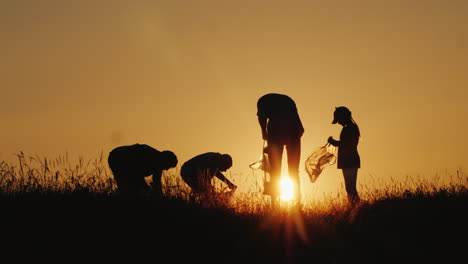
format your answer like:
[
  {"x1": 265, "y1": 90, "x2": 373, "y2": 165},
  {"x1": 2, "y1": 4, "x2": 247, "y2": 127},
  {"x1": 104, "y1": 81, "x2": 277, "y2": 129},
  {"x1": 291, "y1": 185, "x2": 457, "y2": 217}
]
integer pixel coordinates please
[
  {"x1": 151, "y1": 169, "x2": 163, "y2": 195},
  {"x1": 215, "y1": 171, "x2": 237, "y2": 190},
  {"x1": 258, "y1": 115, "x2": 268, "y2": 140}
]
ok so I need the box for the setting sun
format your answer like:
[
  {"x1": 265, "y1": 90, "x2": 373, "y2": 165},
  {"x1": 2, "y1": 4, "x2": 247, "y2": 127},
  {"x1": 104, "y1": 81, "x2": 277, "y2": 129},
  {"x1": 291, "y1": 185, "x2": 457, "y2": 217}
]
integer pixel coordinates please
[{"x1": 279, "y1": 177, "x2": 294, "y2": 201}]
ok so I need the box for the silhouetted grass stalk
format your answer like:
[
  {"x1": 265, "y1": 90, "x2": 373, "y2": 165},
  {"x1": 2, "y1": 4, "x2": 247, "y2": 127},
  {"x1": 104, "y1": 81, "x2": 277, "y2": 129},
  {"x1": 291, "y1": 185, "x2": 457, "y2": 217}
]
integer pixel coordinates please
[{"x1": 0, "y1": 152, "x2": 466, "y2": 215}]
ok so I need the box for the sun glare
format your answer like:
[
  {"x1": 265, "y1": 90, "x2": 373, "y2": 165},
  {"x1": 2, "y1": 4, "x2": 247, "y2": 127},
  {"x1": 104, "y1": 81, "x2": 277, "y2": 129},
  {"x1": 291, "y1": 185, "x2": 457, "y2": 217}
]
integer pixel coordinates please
[{"x1": 279, "y1": 177, "x2": 294, "y2": 201}]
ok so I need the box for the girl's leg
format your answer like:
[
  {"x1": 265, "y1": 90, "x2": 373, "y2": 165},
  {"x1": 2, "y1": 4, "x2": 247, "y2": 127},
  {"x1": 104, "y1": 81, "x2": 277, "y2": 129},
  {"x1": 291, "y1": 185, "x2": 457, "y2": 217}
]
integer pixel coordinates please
[{"x1": 342, "y1": 168, "x2": 360, "y2": 205}]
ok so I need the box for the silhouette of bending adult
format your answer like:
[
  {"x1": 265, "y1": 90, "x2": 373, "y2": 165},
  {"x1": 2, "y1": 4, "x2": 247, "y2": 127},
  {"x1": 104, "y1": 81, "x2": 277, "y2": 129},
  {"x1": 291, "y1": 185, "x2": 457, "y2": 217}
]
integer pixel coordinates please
[
  {"x1": 108, "y1": 144, "x2": 178, "y2": 196},
  {"x1": 257, "y1": 93, "x2": 304, "y2": 205},
  {"x1": 181, "y1": 152, "x2": 237, "y2": 198},
  {"x1": 328, "y1": 106, "x2": 361, "y2": 205}
]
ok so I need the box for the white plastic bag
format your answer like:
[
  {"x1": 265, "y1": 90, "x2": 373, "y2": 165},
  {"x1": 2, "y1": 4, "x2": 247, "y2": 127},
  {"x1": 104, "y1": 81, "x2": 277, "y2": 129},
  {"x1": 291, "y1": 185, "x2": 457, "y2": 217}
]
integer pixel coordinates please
[
  {"x1": 249, "y1": 142, "x2": 272, "y2": 195},
  {"x1": 249, "y1": 141, "x2": 270, "y2": 172},
  {"x1": 305, "y1": 143, "x2": 337, "y2": 183},
  {"x1": 249, "y1": 150, "x2": 270, "y2": 172}
]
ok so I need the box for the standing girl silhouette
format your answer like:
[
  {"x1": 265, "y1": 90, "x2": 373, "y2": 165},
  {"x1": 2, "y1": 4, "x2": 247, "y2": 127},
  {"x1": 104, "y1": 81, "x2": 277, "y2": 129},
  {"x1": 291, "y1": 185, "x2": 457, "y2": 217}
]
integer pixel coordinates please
[{"x1": 328, "y1": 106, "x2": 361, "y2": 205}]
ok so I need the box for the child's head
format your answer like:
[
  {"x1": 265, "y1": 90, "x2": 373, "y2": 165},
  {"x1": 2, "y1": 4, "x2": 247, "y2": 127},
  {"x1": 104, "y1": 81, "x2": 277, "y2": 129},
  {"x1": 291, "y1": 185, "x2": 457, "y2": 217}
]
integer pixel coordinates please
[
  {"x1": 332, "y1": 106, "x2": 352, "y2": 125},
  {"x1": 218, "y1": 154, "x2": 233, "y2": 172},
  {"x1": 160, "y1": 150, "x2": 178, "y2": 170}
]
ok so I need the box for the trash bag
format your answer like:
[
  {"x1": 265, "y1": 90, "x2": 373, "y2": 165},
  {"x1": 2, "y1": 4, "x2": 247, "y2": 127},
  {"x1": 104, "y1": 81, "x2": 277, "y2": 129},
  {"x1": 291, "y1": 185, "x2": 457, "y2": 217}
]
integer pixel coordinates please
[
  {"x1": 249, "y1": 147, "x2": 270, "y2": 172},
  {"x1": 249, "y1": 144, "x2": 273, "y2": 195},
  {"x1": 305, "y1": 143, "x2": 337, "y2": 183}
]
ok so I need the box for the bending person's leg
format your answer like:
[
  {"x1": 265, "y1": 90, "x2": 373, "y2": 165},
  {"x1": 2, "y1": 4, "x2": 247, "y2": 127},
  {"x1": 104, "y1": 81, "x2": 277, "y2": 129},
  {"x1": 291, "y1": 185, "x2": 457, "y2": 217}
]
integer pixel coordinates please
[
  {"x1": 286, "y1": 138, "x2": 301, "y2": 203},
  {"x1": 265, "y1": 141, "x2": 283, "y2": 207}
]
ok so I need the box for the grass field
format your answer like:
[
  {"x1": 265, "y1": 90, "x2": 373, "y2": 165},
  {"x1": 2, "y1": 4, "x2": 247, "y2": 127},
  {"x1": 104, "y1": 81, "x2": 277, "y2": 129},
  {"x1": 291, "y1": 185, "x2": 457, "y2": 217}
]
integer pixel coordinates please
[{"x1": 0, "y1": 152, "x2": 466, "y2": 263}]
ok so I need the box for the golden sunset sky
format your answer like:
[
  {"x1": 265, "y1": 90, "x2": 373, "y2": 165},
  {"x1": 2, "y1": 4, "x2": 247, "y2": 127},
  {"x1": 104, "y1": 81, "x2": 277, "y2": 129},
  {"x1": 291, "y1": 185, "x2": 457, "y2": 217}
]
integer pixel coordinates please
[{"x1": 2, "y1": 0, "x2": 467, "y2": 194}]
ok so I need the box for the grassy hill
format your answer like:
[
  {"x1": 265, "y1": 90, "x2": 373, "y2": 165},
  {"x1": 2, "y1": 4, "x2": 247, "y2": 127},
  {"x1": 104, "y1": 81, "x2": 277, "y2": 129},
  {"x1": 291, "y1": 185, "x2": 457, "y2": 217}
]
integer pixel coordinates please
[{"x1": 0, "y1": 153, "x2": 466, "y2": 263}]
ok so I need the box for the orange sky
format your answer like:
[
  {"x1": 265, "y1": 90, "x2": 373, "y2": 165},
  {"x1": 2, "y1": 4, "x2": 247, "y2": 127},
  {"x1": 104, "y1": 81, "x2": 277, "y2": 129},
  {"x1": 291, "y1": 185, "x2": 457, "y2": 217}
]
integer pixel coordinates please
[{"x1": 1, "y1": 0, "x2": 467, "y2": 194}]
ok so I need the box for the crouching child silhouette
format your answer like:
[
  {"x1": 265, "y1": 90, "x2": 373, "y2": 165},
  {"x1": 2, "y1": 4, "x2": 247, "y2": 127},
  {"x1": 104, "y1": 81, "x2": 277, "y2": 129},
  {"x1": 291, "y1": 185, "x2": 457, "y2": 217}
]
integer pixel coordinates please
[
  {"x1": 108, "y1": 144, "x2": 178, "y2": 197},
  {"x1": 181, "y1": 152, "x2": 237, "y2": 205}
]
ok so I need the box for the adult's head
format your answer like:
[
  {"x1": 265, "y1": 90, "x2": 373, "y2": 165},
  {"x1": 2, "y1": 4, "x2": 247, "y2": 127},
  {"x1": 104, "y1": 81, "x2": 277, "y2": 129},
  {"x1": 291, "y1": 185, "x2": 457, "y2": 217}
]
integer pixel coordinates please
[
  {"x1": 332, "y1": 106, "x2": 352, "y2": 125},
  {"x1": 160, "y1": 150, "x2": 178, "y2": 170},
  {"x1": 218, "y1": 154, "x2": 232, "y2": 172}
]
